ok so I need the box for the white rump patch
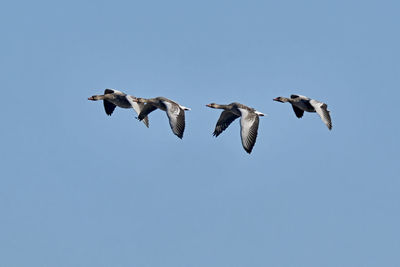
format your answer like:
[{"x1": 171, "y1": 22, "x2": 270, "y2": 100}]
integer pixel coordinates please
[
  {"x1": 179, "y1": 105, "x2": 191, "y2": 111},
  {"x1": 255, "y1": 110, "x2": 265, "y2": 116}
]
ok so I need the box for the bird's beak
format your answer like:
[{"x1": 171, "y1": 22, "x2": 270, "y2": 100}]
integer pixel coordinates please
[
  {"x1": 206, "y1": 104, "x2": 211, "y2": 107},
  {"x1": 273, "y1": 97, "x2": 281, "y2": 102},
  {"x1": 88, "y1": 96, "x2": 94, "y2": 101}
]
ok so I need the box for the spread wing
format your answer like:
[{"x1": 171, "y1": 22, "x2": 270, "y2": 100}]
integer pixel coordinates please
[
  {"x1": 309, "y1": 99, "x2": 332, "y2": 130},
  {"x1": 104, "y1": 89, "x2": 115, "y2": 94},
  {"x1": 126, "y1": 96, "x2": 149, "y2": 127},
  {"x1": 238, "y1": 108, "x2": 260, "y2": 154},
  {"x1": 163, "y1": 101, "x2": 186, "y2": 139},
  {"x1": 103, "y1": 89, "x2": 117, "y2": 116},
  {"x1": 290, "y1": 94, "x2": 309, "y2": 118},
  {"x1": 291, "y1": 94, "x2": 310, "y2": 100},
  {"x1": 105, "y1": 89, "x2": 126, "y2": 95},
  {"x1": 103, "y1": 100, "x2": 116, "y2": 116},
  {"x1": 213, "y1": 110, "x2": 239, "y2": 137},
  {"x1": 138, "y1": 103, "x2": 158, "y2": 122},
  {"x1": 291, "y1": 105, "x2": 304, "y2": 118}
]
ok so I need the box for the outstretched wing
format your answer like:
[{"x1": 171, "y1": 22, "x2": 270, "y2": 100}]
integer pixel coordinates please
[
  {"x1": 163, "y1": 101, "x2": 186, "y2": 139},
  {"x1": 102, "y1": 89, "x2": 116, "y2": 116},
  {"x1": 104, "y1": 89, "x2": 115, "y2": 94},
  {"x1": 238, "y1": 108, "x2": 260, "y2": 154},
  {"x1": 213, "y1": 110, "x2": 239, "y2": 137},
  {"x1": 291, "y1": 94, "x2": 310, "y2": 100},
  {"x1": 103, "y1": 100, "x2": 116, "y2": 116},
  {"x1": 309, "y1": 99, "x2": 332, "y2": 130},
  {"x1": 290, "y1": 94, "x2": 309, "y2": 118},
  {"x1": 138, "y1": 103, "x2": 158, "y2": 122},
  {"x1": 291, "y1": 105, "x2": 304, "y2": 118},
  {"x1": 126, "y1": 96, "x2": 149, "y2": 127}
]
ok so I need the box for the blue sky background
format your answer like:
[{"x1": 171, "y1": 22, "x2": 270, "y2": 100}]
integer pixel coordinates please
[{"x1": 1, "y1": 0, "x2": 400, "y2": 266}]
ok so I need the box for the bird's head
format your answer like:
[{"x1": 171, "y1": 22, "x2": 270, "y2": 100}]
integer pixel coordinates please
[
  {"x1": 273, "y1": 97, "x2": 286, "y2": 103},
  {"x1": 132, "y1": 97, "x2": 146, "y2": 103},
  {"x1": 206, "y1": 103, "x2": 217, "y2": 108}
]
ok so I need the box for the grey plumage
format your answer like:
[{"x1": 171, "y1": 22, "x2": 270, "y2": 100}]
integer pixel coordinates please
[
  {"x1": 134, "y1": 97, "x2": 190, "y2": 139},
  {"x1": 274, "y1": 95, "x2": 332, "y2": 130},
  {"x1": 88, "y1": 89, "x2": 149, "y2": 127},
  {"x1": 206, "y1": 102, "x2": 265, "y2": 154}
]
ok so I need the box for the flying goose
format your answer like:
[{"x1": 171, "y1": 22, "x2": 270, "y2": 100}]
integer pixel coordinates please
[
  {"x1": 206, "y1": 102, "x2": 265, "y2": 154},
  {"x1": 273, "y1": 95, "x2": 332, "y2": 130},
  {"x1": 132, "y1": 97, "x2": 191, "y2": 139},
  {"x1": 88, "y1": 89, "x2": 149, "y2": 127}
]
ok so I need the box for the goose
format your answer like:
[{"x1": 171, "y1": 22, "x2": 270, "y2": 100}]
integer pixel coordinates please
[
  {"x1": 273, "y1": 95, "x2": 332, "y2": 130},
  {"x1": 206, "y1": 102, "x2": 265, "y2": 154},
  {"x1": 88, "y1": 89, "x2": 149, "y2": 127},
  {"x1": 132, "y1": 97, "x2": 191, "y2": 139}
]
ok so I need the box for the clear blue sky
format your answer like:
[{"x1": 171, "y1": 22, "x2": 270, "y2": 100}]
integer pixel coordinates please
[{"x1": 1, "y1": 0, "x2": 399, "y2": 266}]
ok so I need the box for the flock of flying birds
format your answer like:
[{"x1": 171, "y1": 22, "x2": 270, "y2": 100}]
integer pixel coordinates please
[{"x1": 88, "y1": 89, "x2": 332, "y2": 154}]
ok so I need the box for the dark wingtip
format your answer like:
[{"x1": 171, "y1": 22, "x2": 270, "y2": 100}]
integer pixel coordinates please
[
  {"x1": 174, "y1": 131, "x2": 184, "y2": 139},
  {"x1": 243, "y1": 144, "x2": 254, "y2": 154},
  {"x1": 213, "y1": 131, "x2": 220, "y2": 137}
]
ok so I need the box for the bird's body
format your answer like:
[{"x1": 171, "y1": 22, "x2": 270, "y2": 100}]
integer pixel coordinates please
[
  {"x1": 102, "y1": 93, "x2": 133, "y2": 109},
  {"x1": 273, "y1": 94, "x2": 332, "y2": 130},
  {"x1": 88, "y1": 89, "x2": 149, "y2": 127},
  {"x1": 133, "y1": 97, "x2": 190, "y2": 139},
  {"x1": 206, "y1": 102, "x2": 265, "y2": 154}
]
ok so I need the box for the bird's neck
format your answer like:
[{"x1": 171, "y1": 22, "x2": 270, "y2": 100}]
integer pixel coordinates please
[
  {"x1": 137, "y1": 98, "x2": 151, "y2": 103},
  {"x1": 215, "y1": 104, "x2": 232, "y2": 110},
  {"x1": 92, "y1": 95, "x2": 106, "y2": 100}
]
